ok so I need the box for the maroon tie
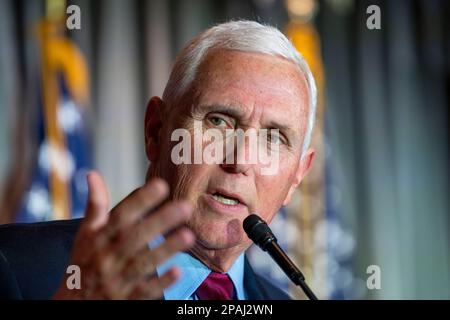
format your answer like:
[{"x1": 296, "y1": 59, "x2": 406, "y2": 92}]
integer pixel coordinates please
[{"x1": 196, "y1": 272, "x2": 235, "y2": 300}]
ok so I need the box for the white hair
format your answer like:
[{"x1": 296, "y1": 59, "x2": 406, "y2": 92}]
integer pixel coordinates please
[{"x1": 162, "y1": 20, "x2": 317, "y2": 155}]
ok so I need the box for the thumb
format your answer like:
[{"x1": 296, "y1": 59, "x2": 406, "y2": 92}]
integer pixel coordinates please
[{"x1": 82, "y1": 170, "x2": 110, "y2": 232}]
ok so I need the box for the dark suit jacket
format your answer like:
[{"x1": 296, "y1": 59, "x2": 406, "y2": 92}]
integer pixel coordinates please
[{"x1": 0, "y1": 219, "x2": 290, "y2": 300}]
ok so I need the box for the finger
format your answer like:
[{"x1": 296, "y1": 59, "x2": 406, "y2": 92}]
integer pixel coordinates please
[
  {"x1": 81, "y1": 171, "x2": 110, "y2": 233},
  {"x1": 79, "y1": 224, "x2": 195, "y2": 286},
  {"x1": 73, "y1": 178, "x2": 171, "y2": 279},
  {"x1": 73, "y1": 172, "x2": 111, "y2": 265},
  {"x1": 114, "y1": 201, "x2": 193, "y2": 260},
  {"x1": 129, "y1": 267, "x2": 180, "y2": 300},
  {"x1": 121, "y1": 227, "x2": 195, "y2": 281},
  {"x1": 106, "y1": 178, "x2": 169, "y2": 237}
]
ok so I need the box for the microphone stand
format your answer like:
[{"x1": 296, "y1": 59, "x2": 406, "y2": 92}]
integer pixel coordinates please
[{"x1": 267, "y1": 240, "x2": 318, "y2": 300}]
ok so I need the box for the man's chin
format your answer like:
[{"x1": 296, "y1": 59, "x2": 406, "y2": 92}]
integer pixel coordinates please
[
  {"x1": 193, "y1": 231, "x2": 242, "y2": 250},
  {"x1": 188, "y1": 210, "x2": 242, "y2": 238},
  {"x1": 192, "y1": 225, "x2": 245, "y2": 251}
]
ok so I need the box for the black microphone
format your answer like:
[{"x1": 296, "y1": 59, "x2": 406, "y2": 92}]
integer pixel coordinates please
[{"x1": 243, "y1": 214, "x2": 318, "y2": 300}]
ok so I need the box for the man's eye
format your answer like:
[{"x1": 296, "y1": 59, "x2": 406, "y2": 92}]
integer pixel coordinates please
[
  {"x1": 208, "y1": 116, "x2": 228, "y2": 128},
  {"x1": 267, "y1": 130, "x2": 284, "y2": 146},
  {"x1": 268, "y1": 132, "x2": 280, "y2": 144}
]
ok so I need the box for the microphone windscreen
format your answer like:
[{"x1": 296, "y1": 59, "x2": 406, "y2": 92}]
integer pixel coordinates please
[{"x1": 243, "y1": 214, "x2": 276, "y2": 249}]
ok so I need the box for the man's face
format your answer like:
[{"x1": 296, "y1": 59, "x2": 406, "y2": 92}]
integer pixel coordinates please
[{"x1": 151, "y1": 50, "x2": 312, "y2": 254}]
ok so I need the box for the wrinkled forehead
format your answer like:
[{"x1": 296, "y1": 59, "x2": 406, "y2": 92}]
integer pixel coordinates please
[{"x1": 189, "y1": 49, "x2": 310, "y2": 132}]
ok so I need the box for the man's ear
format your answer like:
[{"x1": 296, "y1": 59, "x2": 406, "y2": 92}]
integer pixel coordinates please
[
  {"x1": 282, "y1": 148, "x2": 315, "y2": 206},
  {"x1": 145, "y1": 96, "x2": 164, "y2": 162}
]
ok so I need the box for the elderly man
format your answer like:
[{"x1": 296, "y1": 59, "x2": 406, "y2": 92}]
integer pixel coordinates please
[{"x1": 0, "y1": 20, "x2": 316, "y2": 300}]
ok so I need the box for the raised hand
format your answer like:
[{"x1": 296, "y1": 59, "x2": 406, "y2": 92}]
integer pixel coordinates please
[{"x1": 53, "y1": 171, "x2": 195, "y2": 299}]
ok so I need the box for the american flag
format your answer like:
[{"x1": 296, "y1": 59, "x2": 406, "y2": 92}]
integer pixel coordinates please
[
  {"x1": 15, "y1": 75, "x2": 92, "y2": 222},
  {"x1": 14, "y1": 15, "x2": 92, "y2": 223}
]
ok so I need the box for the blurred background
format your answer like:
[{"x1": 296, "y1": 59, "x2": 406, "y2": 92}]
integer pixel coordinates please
[{"x1": 0, "y1": 0, "x2": 448, "y2": 299}]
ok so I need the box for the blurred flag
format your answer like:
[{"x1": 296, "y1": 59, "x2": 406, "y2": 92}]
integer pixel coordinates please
[
  {"x1": 13, "y1": 1, "x2": 92, "y2": 223},
  {"x1": 283, "y1": 0, "x2": 357, "y2": 299},
  {"x1": 283, "y1": 0, "x2": 327, "y2": 299}
]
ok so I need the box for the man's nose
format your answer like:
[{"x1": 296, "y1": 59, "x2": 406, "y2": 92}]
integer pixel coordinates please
[{"x1": 219, "y1": 136, "x2": 256, "y2": 175}]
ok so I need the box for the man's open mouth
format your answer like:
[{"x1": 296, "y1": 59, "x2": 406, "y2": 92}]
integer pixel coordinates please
[{"x1": 211, "y1": 192, "x2": 240, "y2": 206}]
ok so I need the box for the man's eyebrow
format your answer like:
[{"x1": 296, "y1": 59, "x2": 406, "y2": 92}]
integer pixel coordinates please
[
  {"x1": 263, "y1": 118, "x2": 300, "y2": 141},
  {"x1": 195, "y1": 104, "x2": 245, "y2": 118}
]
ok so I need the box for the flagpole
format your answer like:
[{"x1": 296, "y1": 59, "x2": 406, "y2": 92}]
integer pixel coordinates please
[
  {"x1": 284, "y1": 0, "x2": 326, "y2": 299},
  {"x1": 38, "y1": 0, "x2": 71, "y2": 220}
]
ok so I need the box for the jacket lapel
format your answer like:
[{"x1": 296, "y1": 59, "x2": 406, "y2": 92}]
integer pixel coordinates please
[{"x1": 243, "y1": 256, "x2": 266, "y2": 300}]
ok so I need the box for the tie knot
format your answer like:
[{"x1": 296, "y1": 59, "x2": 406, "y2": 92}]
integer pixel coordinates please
[{"x1": 196, "y1": 272, "x2": 235, "y2": 300}]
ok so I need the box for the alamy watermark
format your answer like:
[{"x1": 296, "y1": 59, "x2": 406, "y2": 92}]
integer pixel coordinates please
[
  {"x1": 366, "y1": 264, "x2": 381, "y2": 290},
  {"x1": 170, "y1": 120, "x2": 281, "y2": 176},
  {"x1": 66, "y1": 264, "x2": 81, "y2": 290},
  {"x1": 366, "y1": 5, "x2": 381, "y2": 30},
  {"x1": 66, "y1": 5, "x2": 81, "y2": 30}
]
